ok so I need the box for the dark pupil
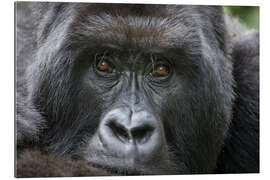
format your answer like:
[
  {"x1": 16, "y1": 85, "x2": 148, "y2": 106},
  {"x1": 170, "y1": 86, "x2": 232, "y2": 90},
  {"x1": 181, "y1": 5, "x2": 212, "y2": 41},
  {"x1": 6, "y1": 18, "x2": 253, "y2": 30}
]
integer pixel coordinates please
[
  {"x1": 97, "y1": 59, "x2": 114, "y2": 73},
  {"x1": 152, "y1": 64, "x2": 169, "y2": 77}
]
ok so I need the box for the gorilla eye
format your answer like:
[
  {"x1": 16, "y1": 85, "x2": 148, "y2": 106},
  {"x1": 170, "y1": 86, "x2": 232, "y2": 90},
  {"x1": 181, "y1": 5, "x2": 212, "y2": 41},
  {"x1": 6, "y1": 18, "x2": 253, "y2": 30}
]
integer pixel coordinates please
[
  {"x1": 96, "y1": 58, "x2": 116, "y2": 74},
  {"x1": 151, "y1": 64, "x2": 170, "y2": 77}
]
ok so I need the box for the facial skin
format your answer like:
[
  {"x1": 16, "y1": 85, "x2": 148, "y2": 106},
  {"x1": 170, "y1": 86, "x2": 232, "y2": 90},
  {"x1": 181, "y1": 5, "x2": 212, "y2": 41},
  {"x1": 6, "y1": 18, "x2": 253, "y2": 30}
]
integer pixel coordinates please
[{"x1": 70, "y1": 45, "x2": 187, "y2": 174}]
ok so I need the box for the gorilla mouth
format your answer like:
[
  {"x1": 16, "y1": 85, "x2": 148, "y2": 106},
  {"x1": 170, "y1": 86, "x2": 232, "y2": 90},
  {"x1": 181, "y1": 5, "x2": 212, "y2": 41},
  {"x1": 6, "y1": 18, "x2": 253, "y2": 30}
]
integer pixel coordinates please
[
  {"x1": 87, "y1": 162, "x2": 144, "y2": 175},
  {"x1": 84, "y1": 151, "x2": 177, "y2": 175}
]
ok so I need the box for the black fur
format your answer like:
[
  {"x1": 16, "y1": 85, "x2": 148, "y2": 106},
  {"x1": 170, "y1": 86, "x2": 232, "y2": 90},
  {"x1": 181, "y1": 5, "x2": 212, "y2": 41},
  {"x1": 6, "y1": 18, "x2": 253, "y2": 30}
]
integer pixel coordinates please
[
  {"x1": 15, "y1": 2, "x2": 259, "y2": 177},
  {"x1": 216, "y1": 31, "x2": 259, "y2": 173}
]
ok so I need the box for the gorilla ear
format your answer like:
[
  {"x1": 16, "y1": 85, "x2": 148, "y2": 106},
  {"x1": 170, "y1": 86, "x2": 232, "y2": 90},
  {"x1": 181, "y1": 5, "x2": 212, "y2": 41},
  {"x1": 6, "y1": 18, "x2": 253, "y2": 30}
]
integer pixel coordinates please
[{"x1": 215, "y1": 32, "x2": 259, "y2": 173}]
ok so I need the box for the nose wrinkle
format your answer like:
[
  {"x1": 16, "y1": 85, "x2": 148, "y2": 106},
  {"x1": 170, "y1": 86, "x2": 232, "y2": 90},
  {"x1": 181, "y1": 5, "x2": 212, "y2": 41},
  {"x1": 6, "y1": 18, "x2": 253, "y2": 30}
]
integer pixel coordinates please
[{"x1": 130, "y1": 72, "x2": 140, "y2": 107}]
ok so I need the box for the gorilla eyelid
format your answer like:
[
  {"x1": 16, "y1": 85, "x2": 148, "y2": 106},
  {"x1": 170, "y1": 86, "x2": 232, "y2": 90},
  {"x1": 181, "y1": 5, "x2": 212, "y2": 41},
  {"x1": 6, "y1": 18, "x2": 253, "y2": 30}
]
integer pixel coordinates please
[
  {"x1": 148, "y1": 55, "x2": 172, "y2": 77},
  {"x1": 94, "y1": 53, "x2": 116, "y2": 74}
]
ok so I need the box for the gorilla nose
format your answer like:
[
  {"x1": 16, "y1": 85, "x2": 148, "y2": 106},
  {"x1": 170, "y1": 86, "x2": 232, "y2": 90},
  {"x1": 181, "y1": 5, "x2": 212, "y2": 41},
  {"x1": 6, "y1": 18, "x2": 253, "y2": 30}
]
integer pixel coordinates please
[
  {"x1": 96, "y1": 108, "x2": 167, "y2": 164},
  {"x1": 107, "y1": 119, "x2": 154, "y2": 144},
  {"x1": 98, "y1": 108, "x2": 163, "y2": 153}
]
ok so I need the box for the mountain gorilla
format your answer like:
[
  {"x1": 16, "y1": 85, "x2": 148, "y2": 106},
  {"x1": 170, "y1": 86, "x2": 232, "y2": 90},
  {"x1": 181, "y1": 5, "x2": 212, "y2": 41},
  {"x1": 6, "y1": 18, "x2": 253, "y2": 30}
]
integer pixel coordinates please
[{"x1": 16, "y1": 2, "x2": 259, "y2": 177}]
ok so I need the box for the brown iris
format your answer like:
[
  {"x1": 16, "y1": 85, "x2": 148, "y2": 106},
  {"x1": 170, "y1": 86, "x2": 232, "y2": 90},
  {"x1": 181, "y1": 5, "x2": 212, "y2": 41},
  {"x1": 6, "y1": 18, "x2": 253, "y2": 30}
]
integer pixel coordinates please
[
  {"x1": 97, "y1": 59, "x2": 115, "y2": 73},
  {"x1": 151, "y1": 64, "x2": 169, "y2": 77}
]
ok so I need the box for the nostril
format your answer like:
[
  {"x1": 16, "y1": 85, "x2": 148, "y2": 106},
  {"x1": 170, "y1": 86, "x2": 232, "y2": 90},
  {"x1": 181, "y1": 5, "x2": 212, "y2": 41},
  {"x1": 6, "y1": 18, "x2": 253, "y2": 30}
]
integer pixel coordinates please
[
  {"x1": 107, "y1": 120, "x2": 130, "y2": 142},
  {"x1": 105, "y1": 118, "x2": 155, "y2": 144},
  {"x1": 131, "y1": 125, "x2": 154, "y2": 144}
]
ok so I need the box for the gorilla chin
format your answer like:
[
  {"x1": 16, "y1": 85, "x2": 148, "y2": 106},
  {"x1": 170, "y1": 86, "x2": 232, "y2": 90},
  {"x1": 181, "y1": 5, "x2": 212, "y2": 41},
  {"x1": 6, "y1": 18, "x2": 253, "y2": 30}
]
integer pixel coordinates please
[{"x1": 16, "y1": 2, "x2": 259, "y2": 177}]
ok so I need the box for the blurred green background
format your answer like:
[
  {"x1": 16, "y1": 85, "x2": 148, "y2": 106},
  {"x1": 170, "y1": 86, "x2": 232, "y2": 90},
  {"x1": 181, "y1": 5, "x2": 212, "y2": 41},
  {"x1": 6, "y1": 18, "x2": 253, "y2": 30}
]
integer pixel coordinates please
[{"x1": 225, "y1": 6, "x2": 259, "y2": 30}]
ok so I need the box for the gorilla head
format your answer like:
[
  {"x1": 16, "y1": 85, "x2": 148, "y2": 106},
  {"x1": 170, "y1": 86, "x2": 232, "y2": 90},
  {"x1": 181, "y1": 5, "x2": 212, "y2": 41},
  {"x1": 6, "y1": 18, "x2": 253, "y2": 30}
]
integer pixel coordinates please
[{"x1": 16, "y1": 3, "x2": 259, "y2": 176}]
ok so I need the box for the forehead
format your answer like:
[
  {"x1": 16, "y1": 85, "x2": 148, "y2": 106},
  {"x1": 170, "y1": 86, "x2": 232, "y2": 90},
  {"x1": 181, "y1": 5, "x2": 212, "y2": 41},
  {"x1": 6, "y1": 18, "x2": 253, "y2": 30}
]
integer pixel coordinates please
[{"x1": 69, "y1": 4, "x2": 199, "y2": 50}]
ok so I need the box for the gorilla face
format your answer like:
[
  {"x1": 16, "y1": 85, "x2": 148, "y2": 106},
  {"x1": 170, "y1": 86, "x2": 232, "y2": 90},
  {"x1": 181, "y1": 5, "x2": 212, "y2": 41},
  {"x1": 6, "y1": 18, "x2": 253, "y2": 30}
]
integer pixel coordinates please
[{"x1": 18, "y1": 3, "x2": 252, "y2": 175}]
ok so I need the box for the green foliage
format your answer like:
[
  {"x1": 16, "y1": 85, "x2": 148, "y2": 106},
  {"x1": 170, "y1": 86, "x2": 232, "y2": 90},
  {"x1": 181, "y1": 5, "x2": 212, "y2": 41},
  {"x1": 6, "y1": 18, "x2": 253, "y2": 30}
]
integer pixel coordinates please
[{"x1": 225, "y1": 6, "x2": 259, "y2": 30}]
